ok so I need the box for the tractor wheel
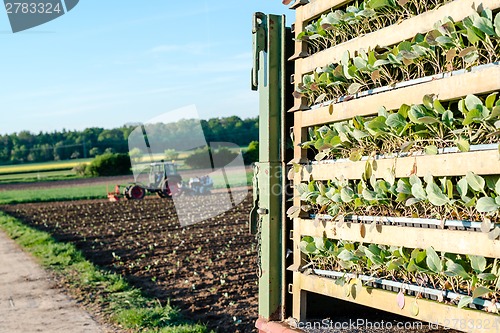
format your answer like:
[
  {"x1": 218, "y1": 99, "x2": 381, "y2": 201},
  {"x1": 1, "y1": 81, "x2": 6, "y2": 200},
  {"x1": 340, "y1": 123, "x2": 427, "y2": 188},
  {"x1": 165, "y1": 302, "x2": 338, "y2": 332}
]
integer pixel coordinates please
[
  {"x1": 157, "y1": 179, "x2": 171, "y2": 198},
  {"x1": 128, "y1": 185, "x2": 145, "y2": 200},
  {"x1": 157, "y1": 180, "x2": 180, "y2": 198}
]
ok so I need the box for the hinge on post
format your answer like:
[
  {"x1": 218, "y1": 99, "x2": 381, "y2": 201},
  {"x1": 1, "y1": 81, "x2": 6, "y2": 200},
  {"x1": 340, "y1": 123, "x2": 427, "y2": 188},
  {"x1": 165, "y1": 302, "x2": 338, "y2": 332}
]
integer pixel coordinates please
[{"x1": 251, "y1": 12, "x2": 267, "y2": 91}]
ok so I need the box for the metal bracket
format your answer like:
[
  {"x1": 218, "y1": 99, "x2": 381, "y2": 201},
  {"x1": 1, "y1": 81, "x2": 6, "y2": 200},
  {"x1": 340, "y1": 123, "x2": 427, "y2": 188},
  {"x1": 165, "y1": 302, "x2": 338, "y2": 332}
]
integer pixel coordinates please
[
  {"x1": 249, "y1": 163, "x2": 260, "y2": 235},
  {"x1": 251, "y1": 12, "x2": 267, "y2": 91}
]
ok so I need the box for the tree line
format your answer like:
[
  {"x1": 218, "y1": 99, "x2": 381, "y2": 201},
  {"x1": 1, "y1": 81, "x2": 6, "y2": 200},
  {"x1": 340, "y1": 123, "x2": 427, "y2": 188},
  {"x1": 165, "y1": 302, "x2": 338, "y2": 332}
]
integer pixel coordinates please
[{"x1": 0, "y1": 116, "x2": 258, "y2": 164}]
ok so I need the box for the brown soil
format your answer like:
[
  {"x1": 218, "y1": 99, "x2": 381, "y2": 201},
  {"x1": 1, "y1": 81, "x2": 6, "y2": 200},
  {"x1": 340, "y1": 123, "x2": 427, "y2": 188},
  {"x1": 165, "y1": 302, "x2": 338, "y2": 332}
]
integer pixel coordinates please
[{"x1": 0, "y1": 193, "x2": 258, "y2": 333}]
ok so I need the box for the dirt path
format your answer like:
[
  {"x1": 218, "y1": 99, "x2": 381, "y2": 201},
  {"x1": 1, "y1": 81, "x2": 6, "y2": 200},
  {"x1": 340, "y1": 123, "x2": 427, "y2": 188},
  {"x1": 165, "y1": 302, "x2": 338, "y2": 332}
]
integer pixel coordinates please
[{"x1": 0, "y1": 230, "x2": 103, "y2": 333}]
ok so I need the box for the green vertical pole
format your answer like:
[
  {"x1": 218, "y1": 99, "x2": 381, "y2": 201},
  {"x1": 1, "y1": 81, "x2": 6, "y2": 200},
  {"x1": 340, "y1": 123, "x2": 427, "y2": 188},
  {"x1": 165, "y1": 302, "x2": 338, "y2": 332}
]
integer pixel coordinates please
[{"x1": 251, "y1": 13, "x2": 285, "y2": 321}]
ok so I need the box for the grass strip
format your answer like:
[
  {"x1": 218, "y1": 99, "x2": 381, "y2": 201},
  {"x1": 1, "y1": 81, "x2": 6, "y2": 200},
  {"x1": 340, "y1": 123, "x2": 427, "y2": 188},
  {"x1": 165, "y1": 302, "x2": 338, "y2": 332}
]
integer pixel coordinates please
[
  {"x1": 0, "y1": 184, "x2": 109, "y2": 205},
  {"x1": 0, "y1": 212, "x2": 211, "y2": 333}
]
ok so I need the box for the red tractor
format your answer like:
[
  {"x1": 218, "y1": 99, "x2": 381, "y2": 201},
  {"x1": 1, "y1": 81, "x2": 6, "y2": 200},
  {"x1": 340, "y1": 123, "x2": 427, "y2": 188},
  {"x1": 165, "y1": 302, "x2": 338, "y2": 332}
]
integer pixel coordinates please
[{"x1": 108, "y1": 162, "x2": 182, "y2": 201}]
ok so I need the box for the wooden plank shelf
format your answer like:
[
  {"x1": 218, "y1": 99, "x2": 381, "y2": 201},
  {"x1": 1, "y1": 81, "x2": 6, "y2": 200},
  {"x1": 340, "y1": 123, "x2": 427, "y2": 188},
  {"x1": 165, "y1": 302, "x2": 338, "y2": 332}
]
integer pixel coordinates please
[
  {"x1": 296, "y1": 218, "x2": 500, "y2": 259},
  {"x1": 296, "y1": 0, "x2": 351, "y2": 23},
  {"x1": 293, "y1": 272, "x2": 500, "y2": 333},
  {"x1": 296, "y1": 149, "x2": 500, "y2": 181},
  {"x1": 301, "y1": 64, "x2": 500, "y2": 127},
  {"x1": 286, "y1": 1, "x2": 500, "y2": 330},
  {"x1": 298, "y1": 0, "x2": 500, "y2": 74}
]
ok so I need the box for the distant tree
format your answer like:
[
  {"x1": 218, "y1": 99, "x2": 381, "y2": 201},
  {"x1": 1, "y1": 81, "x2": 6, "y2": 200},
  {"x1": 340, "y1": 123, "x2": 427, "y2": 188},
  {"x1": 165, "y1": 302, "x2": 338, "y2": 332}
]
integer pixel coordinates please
[
  {"x1": 164, "y1": 149, "x2": 179, "y2": 161},
  {"x1": 243, "y1": 141, "x2": 259, "y2": 165},
  {"x1": 89, "y1": 147, "x2": 101, "y2": 157},
  {"x1": 184, "y1": 147, "x2": 237, "y2": 169},
  {"x1": 129, "y1": 147, "x2": 142, "y2": 163},
  {"x1": 212, "y1": 147, "x2": 238, "y2": 168},
  {"x1": 0, "y1": 116, "x2": 258, "y2": 165},
  {"x1": 70, "y1": 151, "x2": 81, "y2": 159}
]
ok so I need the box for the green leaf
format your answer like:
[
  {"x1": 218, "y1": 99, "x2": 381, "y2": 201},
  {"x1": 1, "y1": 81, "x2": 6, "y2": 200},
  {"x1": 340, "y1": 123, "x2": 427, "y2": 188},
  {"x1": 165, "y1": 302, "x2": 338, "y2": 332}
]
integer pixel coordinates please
[
  {"x1": 364, "y1": 248, "x2": 384, "y2": 266},
  {"x1": 486, "y1": 92, "x2": 498, "y2": 109},
  {"x1": 348, "y1": 82, "x2": 362, "y2": 95},
  {"x1": 386, "y1": 113, "x2": 407, "y2": 128},
  {"x1": 476, "y1": 197, "x2": 500, "y2": 213},
  {"x1": 397, "y1": 179, "x2": 412, "y2": 195},
  {"x1": 473, "y1": 16, "x2": 496, "y2": 36},
  {"x1": 426, "y1": 247, "x2": 442, "y2": 273},
  {"x1": 423, "y1": 94, "x2": 434, "y2": 109},
  {"x1": 481, "y1": 217, "x2": 492, "y2": 233},
  {"x1": 426, "y1": 183, "x2": 449, "y2": 206},
  {"x1": 433, "y1": 99, "x2": 446, "y2": 114},
  {"x1": 351, "y1": 129, "x2": 369, "y2": 141},
  {"x1": 466, "y1": 172, "x2": 486, "y2": 192},
  {"x1": 472, "y1": 286, "x2": 492, "y2": 299},
  {"x1": 409, "y1": 174, "x2": 422, "y2": 187},
  {"x1": 469, "y1": 255, "x2": 487, "y2": 273},
  {"x1": 455, "y1": 138, "x2": 470, "y2": 152},
  {"x1": 286, "y1": 206, "x2": 301, "y2": 218},
  {"x1": 457, "y1": 177, "x2": 468, "y2": 199},
  {"x1": 316, "y1": 195, "x2": 331, "y2": 206},
  {"x1": 424, "y1": 145, "x2": 438, "y2": 155},
  {"x1": 465, "y1": 95, "x2": 483, "y2": 111},
  {"x1": 411, "y1": 183, "x2": 427, "y2": 201},
  {"x1": 466, "y1": 27, "x2": 482, "y2": 44},
  {"x1": 457, "y1": 296, "x2": 473, "y2": 309},
  {"x1": 417, "y1": 116, "x2": 441, "y2": 125},
  {"x1": 447, "y1": 179, "x2": 454, "y2": 199},
  {"x1": 340, "y1": 187, "x2": 354, "y2": 203},
  {"x1": 496, "y1": 178, "x2": 500, "y2": 195},
  {"x1": 353, "y1": 57, "x2": 367, "y2": 70},
  {"x1": 446, "y1": 261, "x2": 470, "y2": 280},
  {"x1": 495, "y1": 12, "x2": 500, "y2": 36},
  {"x1": 295, "y1": 183, "x2": 309, "y2": 195},
  {"x1": 338, "y1": 249, "x2": 356, "y2": 262},
  {"x1": 300, "y1": 240, "x2": 316, "y2": 254},
  {"x1": 317, "y1": 182, "x2": 327, "y2": 196},
  {"x1": 365, "y1": 116, "x2": 388, "y2": 133},
  {"x1": 315, "y1": 151, "x2": 328, "y2": 161},
  {"x1": 341, "y1": 50, "x2": 350, "y2": 66},
  {"x1": 442, "y1": 110, "x2": 454, "y2": 127},
  {"x1": 478, "y1": 273, "x2": 497, "y2": 281},
  {"x1": 398, "y1": 104, "x2": 410, "y2": 118},
  {"x1": 462, "y1": 109, "x2": 483, "y2": 125},
  {"x1": 408, "y1": 105, "x2": 426, "y2": 123},
  {"x1": 411, "y1": 301, "x2": 419, "y2": 316}
]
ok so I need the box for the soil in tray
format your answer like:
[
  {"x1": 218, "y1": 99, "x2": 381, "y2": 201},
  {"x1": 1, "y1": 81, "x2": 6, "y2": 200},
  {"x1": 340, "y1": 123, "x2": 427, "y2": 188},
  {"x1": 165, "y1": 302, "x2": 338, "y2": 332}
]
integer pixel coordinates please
[{"x1": 0, "y1": 193, "x2": 258, "y2": 333}]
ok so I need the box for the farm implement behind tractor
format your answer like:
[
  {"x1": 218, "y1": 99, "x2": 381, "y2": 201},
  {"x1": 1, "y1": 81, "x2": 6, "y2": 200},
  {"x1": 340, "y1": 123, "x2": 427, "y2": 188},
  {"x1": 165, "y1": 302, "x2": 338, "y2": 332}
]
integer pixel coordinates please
[{"x1": 107, "y1": 161, "x2": 213, "y2": 201}]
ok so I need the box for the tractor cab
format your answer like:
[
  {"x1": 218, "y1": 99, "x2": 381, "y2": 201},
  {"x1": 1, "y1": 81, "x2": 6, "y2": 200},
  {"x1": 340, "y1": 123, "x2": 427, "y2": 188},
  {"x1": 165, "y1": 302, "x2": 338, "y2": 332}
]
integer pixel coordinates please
[{"x1": 149, "y1": 162, "x2": 178, "y2": 187}]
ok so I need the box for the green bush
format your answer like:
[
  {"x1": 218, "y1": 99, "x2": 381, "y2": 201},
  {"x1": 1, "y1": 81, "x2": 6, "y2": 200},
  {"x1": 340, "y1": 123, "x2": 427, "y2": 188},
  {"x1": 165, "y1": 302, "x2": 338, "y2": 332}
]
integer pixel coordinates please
[
  {"x1": 72, "y1": 163, "x2": 88, "y2": 176},
  {"x1": 243, "y1": 141, "x2": 259, "y2": 165},
  {"x1": 85, "y1": 153, "x2": 131, "y2": 176}
]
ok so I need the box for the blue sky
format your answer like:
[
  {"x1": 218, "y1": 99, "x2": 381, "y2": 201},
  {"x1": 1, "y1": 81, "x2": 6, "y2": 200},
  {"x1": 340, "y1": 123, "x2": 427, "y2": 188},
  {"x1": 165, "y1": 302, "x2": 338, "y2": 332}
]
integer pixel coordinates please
[{"x1": 0, "y1": 1, "x2": 292, "y2": 134}]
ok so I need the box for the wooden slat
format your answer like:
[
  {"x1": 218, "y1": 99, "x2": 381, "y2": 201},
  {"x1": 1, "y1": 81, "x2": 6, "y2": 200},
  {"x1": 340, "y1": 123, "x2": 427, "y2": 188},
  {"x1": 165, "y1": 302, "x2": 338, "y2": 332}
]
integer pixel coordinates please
[
  {"x1": 298, "y1": 218, "x2": 500, "y2": 259},
  {"x1": 299, "y1": 0, "x2": 500, "y2": 74},
  {"x1": 299, "y1": 0, "x2": 352, "y2": 22},
  {"x1": 301, "y1": 65, "x2": 500, "y2": 128},
  {"x1": 296, "y1": 273, "x2": 500, "y2": 333},
  {"x1": 298, "y1": 150, "x2": 500, "y2": 181}
]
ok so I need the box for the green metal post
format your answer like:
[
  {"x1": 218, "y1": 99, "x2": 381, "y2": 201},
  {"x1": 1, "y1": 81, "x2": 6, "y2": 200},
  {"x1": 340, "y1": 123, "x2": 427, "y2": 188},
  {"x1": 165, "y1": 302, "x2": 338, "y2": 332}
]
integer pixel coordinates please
[{"x1": 250, "y1": 13, "x2": 286, "y2": 321}]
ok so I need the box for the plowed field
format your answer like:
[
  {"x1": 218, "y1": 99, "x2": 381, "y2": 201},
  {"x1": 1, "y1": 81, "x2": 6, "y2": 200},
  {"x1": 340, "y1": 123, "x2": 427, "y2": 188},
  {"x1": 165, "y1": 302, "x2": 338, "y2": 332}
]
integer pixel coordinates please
[{"x1": 1, "y1": 192, "x2": 257, "y2": 333}]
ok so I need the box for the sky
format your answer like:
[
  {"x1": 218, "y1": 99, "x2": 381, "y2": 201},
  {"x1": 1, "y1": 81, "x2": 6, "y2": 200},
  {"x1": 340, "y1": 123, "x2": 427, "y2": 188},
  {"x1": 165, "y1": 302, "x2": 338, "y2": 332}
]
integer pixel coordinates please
[{"x1": 0, "y1": 1, "x2": 292, "y2": 135}]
